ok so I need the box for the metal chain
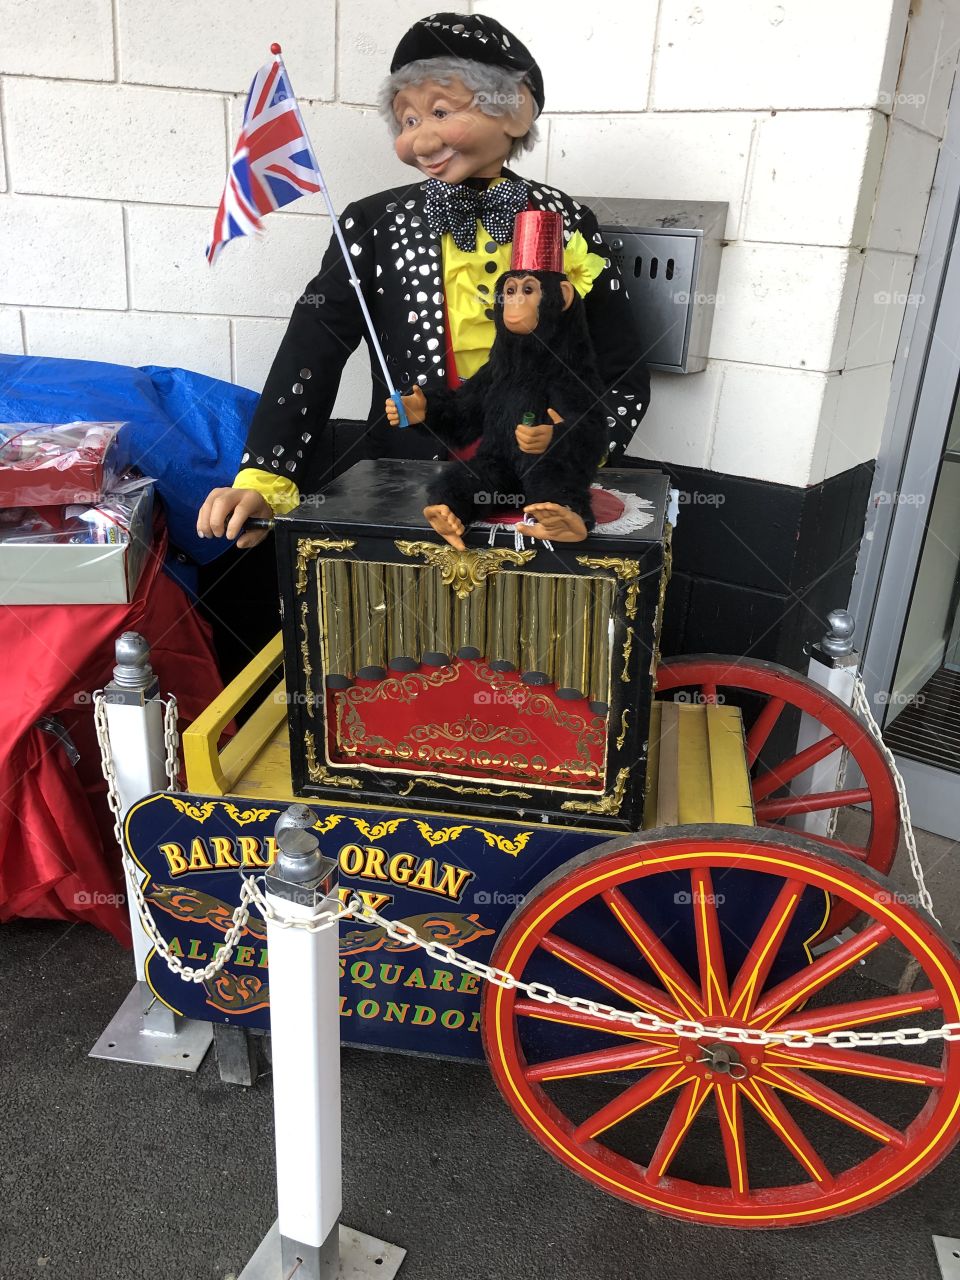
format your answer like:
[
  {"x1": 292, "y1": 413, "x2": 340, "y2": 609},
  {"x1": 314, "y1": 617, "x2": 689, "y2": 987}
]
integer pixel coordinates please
[
  {"x1": 851, "y1": 673, "x2": 939, "y2": 922},
  {"x1": 161, "y1": 694, "x2": 180, "y2": 792}
]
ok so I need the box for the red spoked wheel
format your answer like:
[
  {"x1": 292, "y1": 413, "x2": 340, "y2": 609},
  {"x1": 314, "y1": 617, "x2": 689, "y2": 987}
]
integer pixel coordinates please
[
  {"x1": 656, "y1": 655, "x2": 900, "y2": 934},
  {"x1": 482, "y1": 827, "x2": 960, "y2": 1228}
]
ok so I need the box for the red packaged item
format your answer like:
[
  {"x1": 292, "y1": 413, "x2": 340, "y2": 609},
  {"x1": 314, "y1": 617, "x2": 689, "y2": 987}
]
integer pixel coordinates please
[{"x1": 0, "y1": 421, "x2": 123, "y2": 508}]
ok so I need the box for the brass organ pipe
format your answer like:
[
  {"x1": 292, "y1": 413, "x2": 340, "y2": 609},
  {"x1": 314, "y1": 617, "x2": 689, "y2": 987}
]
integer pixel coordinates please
[
  {"x1": 520, "y1": 574, "x2": 555, "y2": 686},
  {"x1": 322, "y1": 560, "x2": 354, "y2": 690},
  {"x1": 589, "y1": 577, "x2": 614, "y2": 715},
  {"x1": 352, "y1": 563, "x2": 387, "y2": 679},
  {"x1": 454, "y1": 582, "x2": 487, "y2": 660},
  {"x1": 486, "y1": 572, "x2": 520, "y2": 672},
  {"x1": 556, "y1": 576, "x2": 592, "y2": 701},
  {"x1": 419, "y1": 566, "x2": 452, "y2": 666},
  {"x1": 385, "y1": 565, "x2": 419, "y2": 672}
]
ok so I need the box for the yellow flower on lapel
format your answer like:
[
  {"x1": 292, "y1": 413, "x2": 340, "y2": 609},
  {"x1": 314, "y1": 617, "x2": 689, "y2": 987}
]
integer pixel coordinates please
[{"x1": 563, "y1": 230, "x2": 607, "y2": 299}]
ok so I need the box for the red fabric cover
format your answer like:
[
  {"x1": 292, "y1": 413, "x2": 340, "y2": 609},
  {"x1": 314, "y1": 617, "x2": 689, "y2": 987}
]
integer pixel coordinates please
[
  {"x1": 0, "y1": 520, "x2": 224, "y2": 944},
  {"x1": 326, "y1": 658, "x2": 606, "y2": 791}
]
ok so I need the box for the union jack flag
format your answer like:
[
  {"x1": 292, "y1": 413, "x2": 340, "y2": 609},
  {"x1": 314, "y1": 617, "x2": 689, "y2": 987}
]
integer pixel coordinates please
[{"x1": 206, "y1": 49, "x2": 321, "y2": 265}]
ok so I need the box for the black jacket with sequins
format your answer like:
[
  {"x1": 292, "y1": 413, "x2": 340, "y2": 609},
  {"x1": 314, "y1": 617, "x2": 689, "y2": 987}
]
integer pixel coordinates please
[{"x1": 237, "y1": 166, "x2": 651, "y2": 492}]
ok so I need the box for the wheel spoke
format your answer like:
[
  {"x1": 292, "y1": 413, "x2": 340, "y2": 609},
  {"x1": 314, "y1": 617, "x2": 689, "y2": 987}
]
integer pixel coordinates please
[
  {"x1": 745, "y1": 695, "x2": 786, "y2": 766},
  {"x1": 756, "y1": 788, "x2": 872, "y2": 820},
  {"x1": 526, "y1": 1041, "x2": 681, "y2": 1083},
  {"x1": 715, "y1": 1083, "x2": 749, "y2": 1198},
  {"x1": 761, "y1": 1065, "x2": 907, "y2": 1148},
  {"x1": 691, "y1": 868, "x2": 730, "y2": 1015},
  {"x1": 603, "y1": 887, "x2": 705, "y2": 1020},
  {"x1": 701, "y1": 682, "x2": 719, "y2": 703},
  {"x1": 540, "y1": 932, "x2": 683, "y2": 1020},
  {"x1": 573, "y1": 1064, "x2": 691, "y2": 1143},
  {"x1": 513, "y1": 999, "x2": 673, "y2": 1044},
  {"x1": 644, "y1": 1079, "x2": 714, "y2": 1184},
  {"x1": 764, "y1": 1045, "x2": 945, "y2": 1087},
  {"x1": 752, "y1": 733, "x2": 844, "y2": 802},
  {"x1": 803, "y1": 831, "x2": 869, "y2": 860},
  {"x1": 728, "y1": 877, "x2": 806, "y2": 1019},
  {"x1": 739, "y1": 1078, "x2": 835, "y2": 1188},
  {"x1": 779, "y1": 988, "x2": 942, "y2": 1034},
  {"x1": 751, "y1": 920, "x2": 891, "y2": 1028}
]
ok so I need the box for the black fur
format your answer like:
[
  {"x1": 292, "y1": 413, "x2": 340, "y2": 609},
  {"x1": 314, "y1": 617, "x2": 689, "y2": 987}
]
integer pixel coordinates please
[{"x1": 421, "y1": 270, "x2": 608, "y2": 529}]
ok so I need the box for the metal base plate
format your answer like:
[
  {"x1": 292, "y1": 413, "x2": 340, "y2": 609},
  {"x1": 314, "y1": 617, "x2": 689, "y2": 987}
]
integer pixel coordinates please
[
  {"x1": 934, "y1": 1236, "x2": 960, "y2": 1279},
  {"x1": 239, "y1": 1222, "x2": 405, "y2": 1279},
  {"x1": 88, "y1": 984, "x2": 213, "y2": 1072}
]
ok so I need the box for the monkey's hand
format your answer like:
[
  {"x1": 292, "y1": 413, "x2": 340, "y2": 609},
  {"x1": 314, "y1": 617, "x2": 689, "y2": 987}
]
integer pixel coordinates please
[
  {"x1": 385, "y1": 385, "x2": 427, "y2": 426},
  {"x1": 515, "y1": 407, "x2": 563, "y2": 454}
]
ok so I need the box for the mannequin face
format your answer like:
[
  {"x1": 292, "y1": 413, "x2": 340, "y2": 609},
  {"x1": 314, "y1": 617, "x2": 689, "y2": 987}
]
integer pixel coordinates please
[
  {"x1": 392, "y1": 75, "x2": 533, "y2": 183},
  {"x1": 502, "y1": 274, "x2": 575, "y2": 334}
]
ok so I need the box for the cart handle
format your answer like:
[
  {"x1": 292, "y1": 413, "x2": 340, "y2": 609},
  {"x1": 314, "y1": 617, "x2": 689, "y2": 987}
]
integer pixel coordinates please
[{"x1": 182, "y1": 631, "x2": 286, "y2": 795}]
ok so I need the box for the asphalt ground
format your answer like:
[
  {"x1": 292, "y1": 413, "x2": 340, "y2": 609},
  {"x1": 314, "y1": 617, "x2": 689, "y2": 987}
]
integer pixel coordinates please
[{"x1": 1, "y1": 813, "x2": 958, "y2": 1280}]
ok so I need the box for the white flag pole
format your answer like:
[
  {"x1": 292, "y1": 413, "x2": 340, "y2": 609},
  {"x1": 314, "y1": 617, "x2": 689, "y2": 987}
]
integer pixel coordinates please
[{"x1": 271, "y1": 43, "x2": 410, "y2": 427}]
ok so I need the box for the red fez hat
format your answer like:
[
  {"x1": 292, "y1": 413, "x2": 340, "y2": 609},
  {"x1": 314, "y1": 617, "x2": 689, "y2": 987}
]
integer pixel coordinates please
[{"x1": 510, "y1": 210, "x2": 565, "y2": 274}]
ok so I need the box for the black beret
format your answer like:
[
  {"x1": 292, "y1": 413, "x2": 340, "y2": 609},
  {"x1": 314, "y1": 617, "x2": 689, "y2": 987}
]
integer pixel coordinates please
[{"x1": 390, "y1": 12, "x2": 544, "y2": 117}]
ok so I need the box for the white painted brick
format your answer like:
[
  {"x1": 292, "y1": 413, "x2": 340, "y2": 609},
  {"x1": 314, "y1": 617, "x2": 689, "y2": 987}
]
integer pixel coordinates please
[
  {"x1": 235, "y1": 318, "x2": 375, "y2": 419},
  {"x1": 0, "y1": 0, "x2": 113, "y2": 79},
  {"x1": 118, "y1": 0, "x2": 335, "y2": 98},
  {"x1": 653, "y1": 0, "x2": 903, "y2": 110},
  {"x1": 0, "y1": 196, "x2": 126, "y2": 309},
  {"x1": 338, "y1": 0, "x2": 443, "y2": 104},
  {"x1": 127, "y1": 204, "x2": 334, "y2": 319},
  {"x1": 5, "y1": 80, "x2": 225, "y2": 205},
  {"x1": 743, "y1": 111, "x2": 886, "y2": 247},
  {"x1": 0, "y1": 308, "x2": 23, "y2": 354},
  {"x1": 868, "y1": 118, "x2": 942, "y2": 254},
  {"x1": 709, "y1": 245, "x2": 861, "y2": 372},
  {"x1": 624, "y1": 362, "x2": 723, "y2": 470},
  {"x1": 816, "y1": 363, "x2": 895, "y2": 482},
  {"x1": 227, "y1": 98, "x2": 413, "y2": 214},
  {"x1": 710, "y1": 364, "x2": 828, "y2": 486},
  {"x1": 0, "y1": 102, "x2": 6, "y2": 194},
  {"x1": 478, "y1": 1, "x2": 657, "y2": 112},
  {"x1": 844, "y1": 251, "x2": 918, "y2": 370},
  {"x1": 22, "y1": 308, "x2": 232, "y2": 381},
  {"x1": 549, "y1": 113, "x2": 754, "y2": 239},
  {"x1": 890, "y1": 0, "x2": 960, "y2": 136}
]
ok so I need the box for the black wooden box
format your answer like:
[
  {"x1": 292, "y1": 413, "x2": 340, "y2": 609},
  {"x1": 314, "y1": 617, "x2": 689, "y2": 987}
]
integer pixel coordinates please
[{"x1": 274, "y1": 460, "x2": 670, "y2": 832}]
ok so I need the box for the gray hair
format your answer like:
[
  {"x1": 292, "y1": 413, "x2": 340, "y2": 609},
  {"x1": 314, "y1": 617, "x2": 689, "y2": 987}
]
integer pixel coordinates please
[{"x1": 378, "y1": 55, "x2": 540, "y2": 164}]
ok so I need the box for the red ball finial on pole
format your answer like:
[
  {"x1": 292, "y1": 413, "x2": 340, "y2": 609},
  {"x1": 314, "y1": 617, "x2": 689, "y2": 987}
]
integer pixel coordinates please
[{"x1": 270, "y1": 42, "x2": 282, "y2": 55}]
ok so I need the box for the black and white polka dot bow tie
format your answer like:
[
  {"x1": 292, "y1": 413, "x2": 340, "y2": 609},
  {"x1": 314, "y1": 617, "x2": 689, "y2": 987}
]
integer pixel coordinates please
[{"x1": 423, "y1": 177, "x2": 529, "y2": 252}]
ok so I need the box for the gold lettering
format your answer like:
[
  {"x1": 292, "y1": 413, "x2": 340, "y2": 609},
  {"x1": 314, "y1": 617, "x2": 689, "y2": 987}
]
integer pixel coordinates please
[
  {"x1": 388, "y1": 852, "x2": 417, "y2": 885},
  {"x1": 188, "y1": 838, "x2": 213, "y2": 871},
  {"x1": 339, "y1": 843, "x2": 365, "y2": 876},
  {"x1": 436, "y1": 863, "x2": 473, "y2": 901},
  {"x1": 210, "y1": 836, "x2": 240, "y2": 869},
  {"x1": 362, "y1": 845, "x2": 389, "y2": 881},
  {"x1": 158, "y1": 842, "x2": 189, "y2": 876}
]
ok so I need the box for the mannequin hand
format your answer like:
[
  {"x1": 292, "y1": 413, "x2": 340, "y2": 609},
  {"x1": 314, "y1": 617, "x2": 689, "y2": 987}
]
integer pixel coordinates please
[
  {"x1": 197, "y1": 487, "x2": 274, "y2": 549},
  {"x1": 385, "y1": 385, "x2": 427, "y2": 426},
  {"x1": 515, "y1": 407, "x2": 563, "y2": 454}
]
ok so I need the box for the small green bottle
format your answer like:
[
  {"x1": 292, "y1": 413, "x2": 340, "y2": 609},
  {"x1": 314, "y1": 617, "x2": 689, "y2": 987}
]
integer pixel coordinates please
[{"x1": 521, "y1": 411, "x2": 536, "y2": 426}]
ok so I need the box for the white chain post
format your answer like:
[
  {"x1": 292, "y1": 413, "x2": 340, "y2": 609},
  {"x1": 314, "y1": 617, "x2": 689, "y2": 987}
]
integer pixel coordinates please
[
  {"x1": 793, "y1": 609, "x2": 858, "y2": 840},
  {"x1": 239, "y1": 806, "x2": 405, "y2": 1280},
  {"x1": 88, "y1": 631, "x2": 215, "y2": 1072}
]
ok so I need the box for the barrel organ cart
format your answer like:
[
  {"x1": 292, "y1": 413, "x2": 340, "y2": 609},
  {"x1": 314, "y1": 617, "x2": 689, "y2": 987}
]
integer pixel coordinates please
[{"x1": 124, "y1": 459, "x2": 960, "y2": 1228}]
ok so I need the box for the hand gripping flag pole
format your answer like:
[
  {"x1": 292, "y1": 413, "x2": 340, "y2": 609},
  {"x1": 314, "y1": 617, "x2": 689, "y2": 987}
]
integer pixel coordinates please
[{"x1": 207, "y1": 43, "x2": 410, "y2": 427}]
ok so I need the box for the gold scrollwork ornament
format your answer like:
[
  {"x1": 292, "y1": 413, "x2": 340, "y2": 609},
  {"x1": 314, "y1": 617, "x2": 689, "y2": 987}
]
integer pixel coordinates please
[{"x1": 395, "y1": 540, "x2": 535, "y2": 599}]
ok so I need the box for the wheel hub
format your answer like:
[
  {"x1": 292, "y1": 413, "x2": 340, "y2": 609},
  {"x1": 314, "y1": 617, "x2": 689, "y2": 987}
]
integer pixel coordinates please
[{"x1": 690, "y1": 1041, "x2": 750, "y2": 1081}]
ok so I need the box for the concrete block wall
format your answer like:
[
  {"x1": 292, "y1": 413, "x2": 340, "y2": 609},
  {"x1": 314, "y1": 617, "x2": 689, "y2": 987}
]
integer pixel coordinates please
[{"x1": 1, "y1": 0, "x2": 958, "y2": 489}]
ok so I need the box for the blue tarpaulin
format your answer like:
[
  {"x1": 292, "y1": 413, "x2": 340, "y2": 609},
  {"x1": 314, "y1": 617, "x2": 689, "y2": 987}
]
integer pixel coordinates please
[{"x1": 0, "y1": 355, "x2": 257, "y2": 566}]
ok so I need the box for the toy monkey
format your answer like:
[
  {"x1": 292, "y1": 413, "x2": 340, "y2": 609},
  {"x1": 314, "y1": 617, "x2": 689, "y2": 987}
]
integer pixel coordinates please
[{"x1": 385, "y1": 210, "x2": 607, "y2": 549}]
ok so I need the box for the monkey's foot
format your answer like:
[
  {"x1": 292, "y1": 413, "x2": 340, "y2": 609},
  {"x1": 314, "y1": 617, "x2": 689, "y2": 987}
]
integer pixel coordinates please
[
  {"x1": 517, "y1": 503, "x2": 589, "y2": 542},
  {"x1": 424, "y1": 504, "x2": 466, "y2": 551}
]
